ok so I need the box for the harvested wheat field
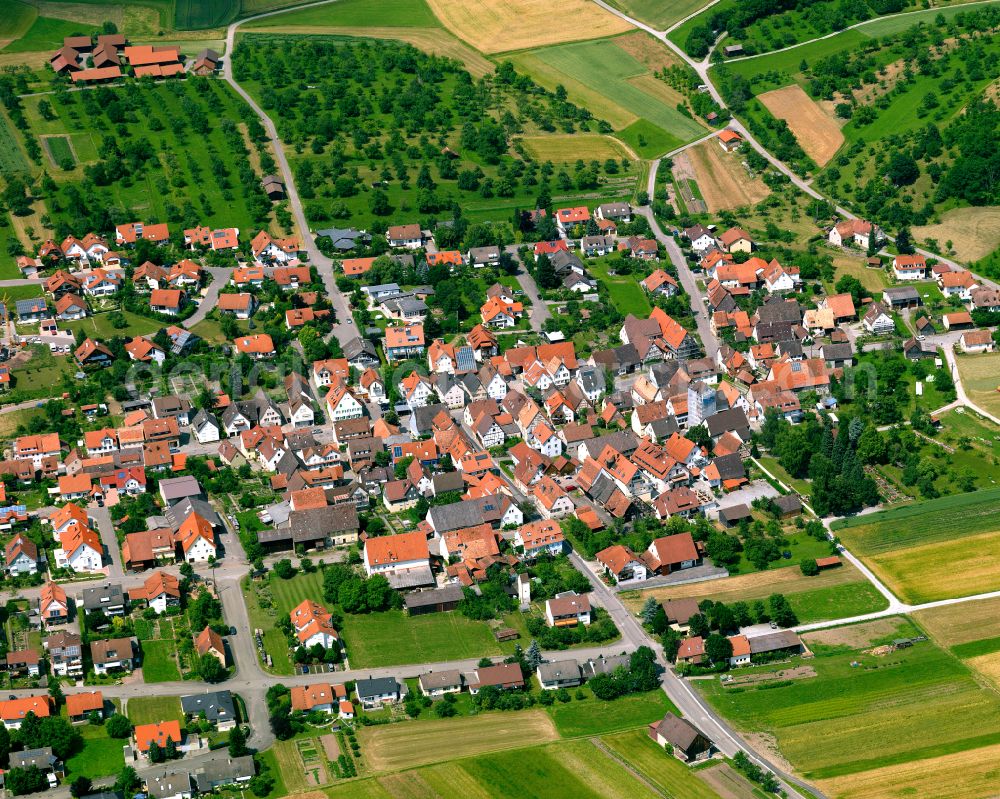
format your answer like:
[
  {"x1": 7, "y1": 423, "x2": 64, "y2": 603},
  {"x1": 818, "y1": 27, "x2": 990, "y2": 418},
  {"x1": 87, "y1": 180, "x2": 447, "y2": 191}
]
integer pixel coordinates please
[
  {"x1": 425, "y1": 0, "x2": 631, "y2": 53},
  {"x1": 758, "y1": 84, "x2": 844, "y2": 166},
  {"x1": 913, "y1": 206, "x2": 1000, "y2": 262},
  {"x1": 688, "y1": 140, "x2": 770, "y2": 212},
  {"x1": 620, "y1": 560, "x2": 862, "y2": 612},
  {"x1": 914, "y1": 596, "x2": 1000, "y2": 647},
  {"x1": 869, "y1": 529, "x2": 1000, "y2": 604},
  {"x1": 613, "y1": 30, "x2": 685, "y2": 71},
  {"x1": 359, "y1": 711, "x2": 559, "y2": 772},
  {"x1": 818, "y1": 742, "x2": 1000, "y2": 799},
  {"x1": 250, "y1": 26, "x2": 494, "y2": 76},
  {"x1": 966, "y1": 651, "x2": 1000, "y2": 689},
  {"x1": 519, "y1": 134, "x2": 636, "y2": 162}
]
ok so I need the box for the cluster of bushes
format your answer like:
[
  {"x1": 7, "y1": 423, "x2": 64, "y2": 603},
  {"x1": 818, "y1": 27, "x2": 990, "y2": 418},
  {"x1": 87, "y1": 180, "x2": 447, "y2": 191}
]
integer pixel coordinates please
[{"x1": 525, "y1": 609, "x2": 619, "y2": 650}]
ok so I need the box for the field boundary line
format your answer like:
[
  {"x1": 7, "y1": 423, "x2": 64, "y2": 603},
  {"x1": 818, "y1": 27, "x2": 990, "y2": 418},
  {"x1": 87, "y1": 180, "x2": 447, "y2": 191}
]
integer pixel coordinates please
[{"x1": 590, "y1": 737, "x2": 671, "y2": 798}]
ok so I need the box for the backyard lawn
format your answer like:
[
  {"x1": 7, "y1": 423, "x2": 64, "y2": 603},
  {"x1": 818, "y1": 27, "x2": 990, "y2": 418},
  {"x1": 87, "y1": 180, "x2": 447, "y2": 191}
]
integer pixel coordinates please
[
  {"x1": 140, "y1": 639, "x2": 182, "y2": 683},
  {"x1": 588, "y1": 257, "x2": 652, "y2": 316},
  {"x1": 65, "y1": 725, "x2": 125, "y2": 780},
  {"x1": 126, "y1": 696, "x2": 184, "y2": 727},
  {"x1": 62, "y1": 311, "x2": 162, "y2": 340},
  {"x1": 546, "y1": 688, "x2": 676, "y2": 737}
]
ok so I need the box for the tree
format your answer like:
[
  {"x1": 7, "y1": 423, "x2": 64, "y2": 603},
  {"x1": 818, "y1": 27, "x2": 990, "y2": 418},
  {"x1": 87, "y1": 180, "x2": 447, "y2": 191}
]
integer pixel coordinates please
[
  {"x1": 105, "y1": 713, "x2": 132, "y2": 739},
  {"x1": 525, "y1": 639, "x2": 542, "y2": 670},
  {"x1": 229, "y1": 724, "x2": 248, "y2": 757},
  {"x1": 70, "y1": 777, "x2": 93, "y2": 797},
  {"x1": 165, "y1": 736, "x2": 178, "y2": 760},
  {"x1": 5, "y1": 766, "x2": 48, "y2": 796},
  {"x1": 704, "y1": 633, "x2": 733, "y2": 665},
  {"x1": 639, "y1": 597, "x2": 661, "y2": 625},
  {"x1": 768, "y1": 593, "x2": 798, "y2": 628},
  {"x1": 114, "y1": 766, "x2": 139, "y2": 797},
  {"x1": 273, "y1": 559, "x2": 296, "y2": 579},
  {"x1": 48, "y1": 681, "x2": 64, "y2": 709},
  {"x1": 198, "y1": 653, "x2": 227, "y2": 683},
  {"x1": 148, "y1": 740, "x2": 164, "y2": 764},
  {"x1": 800, "y1": 558, "x2": 820, "y2": 576}
]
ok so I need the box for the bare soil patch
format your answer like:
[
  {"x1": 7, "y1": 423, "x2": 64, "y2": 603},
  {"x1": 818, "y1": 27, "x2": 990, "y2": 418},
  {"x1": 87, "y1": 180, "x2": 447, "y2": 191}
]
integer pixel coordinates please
[
  {"x1": 727, "y1": 665, "x2": 816, "y2": 686},
  {"x1": 802, "y1": 617, "x2": 908, "y2": 650},
  {"x1": 687, "y1": 140, "x2": 770, "y2": 212},
  {"x1": 320, "y1": 734, "x2": 340, "y2": 761},
  {"x1": 758, "y1": 84, "x2": 844, "y2": 166}
]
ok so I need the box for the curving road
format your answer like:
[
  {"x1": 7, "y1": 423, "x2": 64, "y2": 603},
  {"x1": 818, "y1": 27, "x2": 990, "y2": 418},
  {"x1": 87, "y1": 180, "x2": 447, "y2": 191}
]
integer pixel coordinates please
[{"x1": 221, "y1": 0, "x2": 356, "y2": 349}]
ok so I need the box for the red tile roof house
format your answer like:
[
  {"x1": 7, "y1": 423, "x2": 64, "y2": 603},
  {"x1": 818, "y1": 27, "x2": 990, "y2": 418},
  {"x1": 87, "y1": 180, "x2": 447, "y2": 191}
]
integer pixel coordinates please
[
  {"x1": 676, "y1": 635, "x2": 705, "y2": 664},
  {"x1": 251, "y1": 230, "x2": 300, "y2": 264},
  {"x1": 468, "y1": 662, "x2": 525, "y2": 694},
  {"x1": 643, "y1": 532, "x2": 702, "y2": 575},
  {"x1": 115, "y1": 221, "x2": 170, "y2": 246},
  {"x1": 133, "y1": 720, "x2": 183, "y2": 758},
  {"x1": 149, "y1": 288, "x2": 185, "y2": 316},
  {"x1": 217, "y1": 292, "x2": 256, "y2": 320},
  {"x1": 234, "y1": 334, "x2": 276, "y2": 360},
  {"x1": 555, "y1": 206, "x2": 589, "y2": 236}
]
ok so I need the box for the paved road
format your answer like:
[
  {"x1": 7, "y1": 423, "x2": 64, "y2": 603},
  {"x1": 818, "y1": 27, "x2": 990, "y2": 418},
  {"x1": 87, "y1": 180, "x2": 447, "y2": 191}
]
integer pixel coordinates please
[
  {"x1": 637, "y1": 156, "x2": 719, "y2": 360},
  {"x1": 222, "y1": 0, "x2": 355, "y2": 350},
  {"x1": 569, "y1": 550, "x2": 823, "y2": 799},
  {"x1": 183, "y1": 266, "x2": 231, "y2": 330},
  {"x1": 592, "y1": 0, "x2": 1000, "y2": 292}
]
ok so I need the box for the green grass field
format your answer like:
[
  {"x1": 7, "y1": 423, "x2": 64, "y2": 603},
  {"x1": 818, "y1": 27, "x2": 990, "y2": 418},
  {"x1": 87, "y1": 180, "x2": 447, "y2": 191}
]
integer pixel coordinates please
[
  {"x1": 244, "y1": 0, "x2": 440, "y2": 28},
  {"x1": 832, "y1": 488, "x2": 1000, "y2": 555},
  {"x1": 61, "y1": 311, "x2": 162, "y2": 340},
  {"x1": 785, "y1": 581, "x2": 889, "y2": 623},
  {"x1": 509, "y1": 37, "x2": 707, "y2": 158},
  {"x1": 0, "y1": 111, "x2": 29, "y2": 177},
  {"x1": 547, "y1": 689, "x2": 676, "y2": 737},
  {"x1": 140, "y1": 639, "x2": 182, "y2": 682},
  {"x1": 65, "y1": 725, "x2": 125, "y2": 780},
  {"x1": 701, "y1": 617, "x2": 1000, "y2": 780},
  {"x1": 126, "y1": 696, "x2": 184, "y2": 726},
  {"x1": 342, "y1": 609, "x2": 501, "y2": 668},
  {"x1": 602, "y1": 730, "x2": 721, "y2": 799},
  {"x1": 588, "y1": 257, "x2": 652, "y2": 316},
  {"x1": 2, "y1": 15, "x2": 88, "y2": 53},
  {"x1": 0, "y1": 1, "x2": 36, "y2": 41},
  {"x1": 604, "y1": 0, "x2": 708, "y2": 29},
  {"x1": 44, "y1": 135, "x2": 75, "y2": 170},
  {"x1": 175, "y1": 0, "x2": 239, "y2": 29}
]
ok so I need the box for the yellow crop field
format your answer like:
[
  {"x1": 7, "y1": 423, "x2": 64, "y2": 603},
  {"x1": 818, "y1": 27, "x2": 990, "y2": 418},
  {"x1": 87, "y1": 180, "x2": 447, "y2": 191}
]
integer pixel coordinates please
[
  {"x1": 358, "y1": 711, "x2": 559, "y2": 772},
  {"x1": 758, "y1": 84, "x2": 844, "y2": 166},
  {"x1": 869, "y1": 529, "x2": 1000, "y2": 603},
  {"x1": 424, "y1": 0, "x2": 632, "y2": 54},
  {"x1": 518, "y1": 134, "x2": 636, "y2": 162},
  {"x1": 818, "y1": 742, "x2": 1000, "y2": 799},
  {"x1": 914, "y1": 206, "x2": 1000, "y2": 262},
  {"x1": 687, "y1": 139, "x2": 771, "y2": 211},
  {"x1": 956, "y1": 351, "x2": 1000, "y2": 419},
  {"x1": 914, "y1": 596, "x2": 1000, "y2": 647},
  {"x1": 965, "y1": 651, "x2": 1000, "y2": 689}
]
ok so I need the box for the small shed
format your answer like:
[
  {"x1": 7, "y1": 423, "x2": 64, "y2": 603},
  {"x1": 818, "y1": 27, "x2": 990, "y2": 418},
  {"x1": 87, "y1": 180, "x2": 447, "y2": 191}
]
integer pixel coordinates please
[
  {"x1": 404, "y1": 585, "x2": 464, "y2": 616},
  {"x1": 718, "y1": 504, "x2": 752, "y2": 527}
]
